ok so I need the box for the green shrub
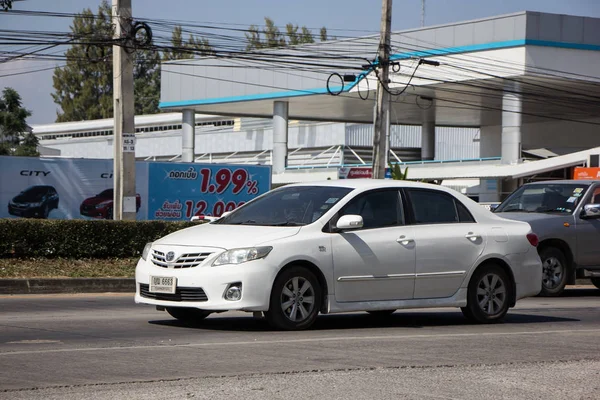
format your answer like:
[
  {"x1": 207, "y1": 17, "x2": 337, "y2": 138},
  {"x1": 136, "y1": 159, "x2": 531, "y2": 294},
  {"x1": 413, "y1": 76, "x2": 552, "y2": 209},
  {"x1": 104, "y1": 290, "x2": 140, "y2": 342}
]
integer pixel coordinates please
[{"x1": 0, "y1": 219, "x2": 198, "y2": 259}]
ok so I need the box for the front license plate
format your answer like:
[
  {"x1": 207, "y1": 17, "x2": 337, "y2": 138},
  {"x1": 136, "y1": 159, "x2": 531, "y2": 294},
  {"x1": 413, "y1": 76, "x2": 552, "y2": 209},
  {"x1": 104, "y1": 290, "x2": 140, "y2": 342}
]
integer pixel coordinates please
[{"x1": 149, "y1": 276, "x2": 176, "y2": 294}]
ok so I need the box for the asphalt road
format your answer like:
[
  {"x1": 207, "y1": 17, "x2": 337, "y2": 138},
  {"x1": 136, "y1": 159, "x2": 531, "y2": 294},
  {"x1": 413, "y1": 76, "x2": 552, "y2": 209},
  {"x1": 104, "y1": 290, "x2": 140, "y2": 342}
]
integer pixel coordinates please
[{"x1": 0, "y1": 287, "x2": 599, "y2": 399}]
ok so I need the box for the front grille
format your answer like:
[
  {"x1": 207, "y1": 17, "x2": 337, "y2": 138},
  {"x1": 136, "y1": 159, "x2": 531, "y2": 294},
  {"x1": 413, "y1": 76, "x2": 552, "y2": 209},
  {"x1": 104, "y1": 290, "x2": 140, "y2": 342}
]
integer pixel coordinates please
[
  {"x1": 139, "y1": 283, "x2": 208, "y2": 302},
  {"x1": 151, "y1": 250, "x2": 212, "y2": 268}
]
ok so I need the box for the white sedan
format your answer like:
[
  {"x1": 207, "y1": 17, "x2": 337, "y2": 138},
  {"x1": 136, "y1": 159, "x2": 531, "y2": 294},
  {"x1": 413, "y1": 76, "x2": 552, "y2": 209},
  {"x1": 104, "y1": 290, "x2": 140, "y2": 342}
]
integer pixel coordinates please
[{"x1": 135, "y1": 180, "x2": 542, "y2": 330}]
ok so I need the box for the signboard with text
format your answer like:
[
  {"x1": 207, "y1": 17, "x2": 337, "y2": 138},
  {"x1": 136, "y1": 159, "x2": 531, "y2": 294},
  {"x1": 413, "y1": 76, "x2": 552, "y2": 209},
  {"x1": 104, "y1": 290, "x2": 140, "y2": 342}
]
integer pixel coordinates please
[
  {"x1": 0, "y1": 156, "x2": 271, "y2": 221},
  {"x1": 573, "y1": 167, "x2": 600, "y2": 180},
  {"x1": 147, "y1": 163, "x2": 271, "y2": 221}
]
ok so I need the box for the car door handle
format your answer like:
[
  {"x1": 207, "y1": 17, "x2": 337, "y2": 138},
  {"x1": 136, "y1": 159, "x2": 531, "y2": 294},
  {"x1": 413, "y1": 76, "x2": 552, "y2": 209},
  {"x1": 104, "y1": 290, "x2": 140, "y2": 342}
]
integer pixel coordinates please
[
  {"x1": 465, "y1": 232, "x2": 480, "y2": 241},
  {"x1": 397, "y1": 235, "x2": 414, "y2": 245}
]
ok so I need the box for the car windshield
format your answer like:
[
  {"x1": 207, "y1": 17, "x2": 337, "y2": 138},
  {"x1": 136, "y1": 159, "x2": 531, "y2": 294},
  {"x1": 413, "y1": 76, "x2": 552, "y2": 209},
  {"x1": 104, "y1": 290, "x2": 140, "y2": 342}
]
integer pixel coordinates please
[
  {"x1": 495, "y1": 183, "x2": 590, "y2": 214},
  {"x1": 216, "y1": 186, "x2": 353, "y2": 226},
  {"x1": 20, "y1": 186, "x2": 48, "y2": 201}
]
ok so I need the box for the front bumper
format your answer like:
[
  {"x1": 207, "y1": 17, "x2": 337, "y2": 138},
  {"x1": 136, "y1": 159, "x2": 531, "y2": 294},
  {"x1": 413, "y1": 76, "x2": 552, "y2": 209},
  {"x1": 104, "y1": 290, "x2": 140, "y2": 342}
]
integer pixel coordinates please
[{"x1": 134, "y1": 253, "x2": 278, "y2": 312}]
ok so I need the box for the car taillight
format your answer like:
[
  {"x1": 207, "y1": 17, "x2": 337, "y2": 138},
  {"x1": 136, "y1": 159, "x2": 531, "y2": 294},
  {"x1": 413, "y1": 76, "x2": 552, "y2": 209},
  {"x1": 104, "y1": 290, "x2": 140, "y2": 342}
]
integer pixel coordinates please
[{"x1": 526, "y1": 233, "x2": 539, "y2": 247}]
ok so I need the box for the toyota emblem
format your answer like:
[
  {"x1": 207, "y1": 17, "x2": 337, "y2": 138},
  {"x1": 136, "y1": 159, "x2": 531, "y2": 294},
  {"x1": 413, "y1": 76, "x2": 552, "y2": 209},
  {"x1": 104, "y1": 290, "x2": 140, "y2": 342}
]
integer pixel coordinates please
[{"x1": 166, "y1": 251, "x2": 175, "y2": 262}]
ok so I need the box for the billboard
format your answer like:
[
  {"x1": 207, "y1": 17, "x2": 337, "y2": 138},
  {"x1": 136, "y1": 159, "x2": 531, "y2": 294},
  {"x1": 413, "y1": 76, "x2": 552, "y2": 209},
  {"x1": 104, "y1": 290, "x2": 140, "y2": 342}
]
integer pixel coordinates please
[
  {"x1": 0, "y1": 156, "x2": 271, "y2": 221},
  {"x1": 147, "y1": 163, "x2": 271, "y2": 221}
]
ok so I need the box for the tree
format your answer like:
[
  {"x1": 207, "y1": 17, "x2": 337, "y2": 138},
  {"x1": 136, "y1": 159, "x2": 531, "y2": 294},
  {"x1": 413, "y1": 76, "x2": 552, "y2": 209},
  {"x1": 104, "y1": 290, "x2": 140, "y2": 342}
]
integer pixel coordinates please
[
  {"x1": 162, "y1": 26, "x2": 213, "y2": 61},
  {"x1": 52, "y1": 1, "x2": 169, "y2": 121},
  {"x1": 0, "y1": 87, "x2": 38, "y2": 156},
  {"x1": 246, "y1": 17, "x2": 331, "y2": 50},
  {"x1": 0, "y1": 0, "x2": 13, "y2": 11}
]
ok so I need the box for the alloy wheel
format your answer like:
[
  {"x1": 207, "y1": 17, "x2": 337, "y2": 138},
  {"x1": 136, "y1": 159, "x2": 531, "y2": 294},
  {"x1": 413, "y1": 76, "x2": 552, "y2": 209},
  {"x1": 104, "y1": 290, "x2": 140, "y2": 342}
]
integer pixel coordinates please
[
  {"x1": 476, "y1": 273, "x2": 507, "y2": 316},
  {"x1": 542, "y1": 256, "x2": 564, "y2": 290},
  {"x1": 280, "y1": 276, "x2": 315, "y2": 323}
]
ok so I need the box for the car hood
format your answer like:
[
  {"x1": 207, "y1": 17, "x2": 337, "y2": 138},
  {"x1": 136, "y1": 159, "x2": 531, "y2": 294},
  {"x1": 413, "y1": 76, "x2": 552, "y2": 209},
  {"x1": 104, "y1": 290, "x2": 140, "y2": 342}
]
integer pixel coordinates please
[
  {"x1": 82, "y1": 196, "x2": 110, "y2": 206},
  {"x1": 495, "y1": 212, "x2": 572, "y2": 223},
  {"x1": 12, "y1": 194, "x2": 41, "y2": 203},
  {"x1": 154, "y1": 223, "x2": 302, "y2": 249}
]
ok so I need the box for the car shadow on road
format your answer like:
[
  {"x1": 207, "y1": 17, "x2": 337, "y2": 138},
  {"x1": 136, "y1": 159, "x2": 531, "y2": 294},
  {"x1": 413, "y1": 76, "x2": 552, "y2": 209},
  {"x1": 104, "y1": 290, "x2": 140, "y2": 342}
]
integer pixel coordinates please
[
  {"x1": 148, "y1": 310, "x2": 578, "y2": 332},
  {"x1": 561, "y1": 287, "x2": 600, "y2": 297}
]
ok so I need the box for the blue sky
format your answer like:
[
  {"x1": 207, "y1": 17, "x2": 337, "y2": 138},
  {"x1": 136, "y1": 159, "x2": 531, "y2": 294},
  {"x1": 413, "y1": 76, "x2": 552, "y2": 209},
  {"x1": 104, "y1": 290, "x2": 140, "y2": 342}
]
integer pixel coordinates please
[{"x1": 2, "y1": 0, "x2": 600, "y2": 124}]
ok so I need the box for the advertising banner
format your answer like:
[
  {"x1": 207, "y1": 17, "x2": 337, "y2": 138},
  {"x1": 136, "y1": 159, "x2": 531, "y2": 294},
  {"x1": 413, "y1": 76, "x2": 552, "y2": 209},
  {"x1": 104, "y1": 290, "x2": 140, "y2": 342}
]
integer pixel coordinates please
[
  {"x1": 147, "y1": 163, "x2": 271, "y2": 221},
  {"x1": 0, "y1": 156, "x2": 270, "y2": 221},
  {"x1": 573, "y1": 167, "x2": 600, "y2": 180}
]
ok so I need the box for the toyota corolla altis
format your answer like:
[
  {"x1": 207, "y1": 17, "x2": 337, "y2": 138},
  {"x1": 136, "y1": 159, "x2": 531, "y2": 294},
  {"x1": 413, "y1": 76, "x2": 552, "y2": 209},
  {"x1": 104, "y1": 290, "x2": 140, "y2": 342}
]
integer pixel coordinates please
[{"x1": 135, "y1": 180, "x2": 541, "y2": 330}]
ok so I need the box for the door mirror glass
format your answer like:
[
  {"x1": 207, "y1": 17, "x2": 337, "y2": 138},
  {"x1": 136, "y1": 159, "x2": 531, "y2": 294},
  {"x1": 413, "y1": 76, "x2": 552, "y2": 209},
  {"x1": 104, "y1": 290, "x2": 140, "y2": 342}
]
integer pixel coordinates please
[
  {"x1": 336, "y1": 214, "x2": 364, "y2": 230},
  {"x1": 582, "y1": 204, "x2": 600, "y2": 219}
]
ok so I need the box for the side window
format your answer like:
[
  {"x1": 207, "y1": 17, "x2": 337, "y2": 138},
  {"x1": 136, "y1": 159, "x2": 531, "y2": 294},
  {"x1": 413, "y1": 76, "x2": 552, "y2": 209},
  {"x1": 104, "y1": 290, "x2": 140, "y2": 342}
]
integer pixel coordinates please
[
  {"x1": 586, "y1": 186, "x2": 600, "y2": 205},
  {"x1": 407, "y1": 189, "x2": 460, "y2": 224},
  {"x1": 339, "y1": 189, "x2": 403, "y2": 229},
  {"x1": 456, "y1": 200, "x2": 476, "y2": 223}
]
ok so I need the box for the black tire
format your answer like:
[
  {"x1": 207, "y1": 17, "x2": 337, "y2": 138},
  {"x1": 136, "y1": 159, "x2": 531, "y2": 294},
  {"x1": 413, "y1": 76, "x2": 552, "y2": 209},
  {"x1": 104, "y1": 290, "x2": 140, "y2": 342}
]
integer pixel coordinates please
[
  {"x1": 265, "y1": 266, "x2": 322, "y2": 331},
  {"x1": 461, "y1": 264, "x2": 511, "y2": 324},
  {"x1": 591, "y1": 277, "x2": 600, "y2": 290},
  {"x1": 166, "y1": 307, "x2": 211, "y2": 323},
  {"x1": 42, "y1": 204, "x2": 49, "y2": 219},
  {"x1": 539, "y1": 247, "x2": 568, "y2": 297},
  {"x1": 367, "y1": 310, "x2": 396, "y2": 317},
  {"x1": 106, "y1": 207, "x2": 113, "y2": 220}
]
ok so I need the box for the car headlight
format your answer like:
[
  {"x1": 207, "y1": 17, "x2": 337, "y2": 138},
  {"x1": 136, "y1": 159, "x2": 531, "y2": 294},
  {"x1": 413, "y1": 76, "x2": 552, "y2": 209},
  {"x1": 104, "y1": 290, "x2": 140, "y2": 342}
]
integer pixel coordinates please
[
  {"x1": 141, "y1": 242, "x2": 153, "y2": 261},
  {"x1": 212, "y1": 247, "x2": 272, "y2": 266}
]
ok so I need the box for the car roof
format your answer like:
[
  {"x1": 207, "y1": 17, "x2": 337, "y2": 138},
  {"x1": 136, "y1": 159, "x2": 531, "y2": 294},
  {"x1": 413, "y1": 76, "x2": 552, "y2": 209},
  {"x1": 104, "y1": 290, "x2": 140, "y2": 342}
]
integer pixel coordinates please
[
  {"x1": 287, "y1": 179, "x2": 449, "y2": 191},
  {"x1": 523, "y1": 180, "x2": 597, "y2": 185}
]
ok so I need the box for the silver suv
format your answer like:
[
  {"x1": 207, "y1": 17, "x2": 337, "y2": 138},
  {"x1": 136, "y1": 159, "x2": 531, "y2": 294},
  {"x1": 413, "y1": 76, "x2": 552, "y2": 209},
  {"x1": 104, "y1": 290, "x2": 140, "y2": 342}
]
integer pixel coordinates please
[{"x1": 494, "y1": 180, "x2": 600, "y2": 296}]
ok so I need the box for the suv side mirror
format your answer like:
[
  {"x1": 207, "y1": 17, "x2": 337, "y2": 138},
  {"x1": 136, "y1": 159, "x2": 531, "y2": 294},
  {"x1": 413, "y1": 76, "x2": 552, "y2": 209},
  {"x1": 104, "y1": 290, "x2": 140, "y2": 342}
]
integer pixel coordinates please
[
  {"x1": 336, "y1": 214, "x2": 364, "y2": 231},
  {"x1": 581, "y1": 204, "x2": 600, "y2": 219}
]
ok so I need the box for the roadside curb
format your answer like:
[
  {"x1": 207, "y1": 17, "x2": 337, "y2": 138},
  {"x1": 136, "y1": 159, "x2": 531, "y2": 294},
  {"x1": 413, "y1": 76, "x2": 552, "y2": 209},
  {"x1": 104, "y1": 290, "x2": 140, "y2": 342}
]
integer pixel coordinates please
[{"x1": 0, "y1": 278, "x2": 135, "y2": 295}]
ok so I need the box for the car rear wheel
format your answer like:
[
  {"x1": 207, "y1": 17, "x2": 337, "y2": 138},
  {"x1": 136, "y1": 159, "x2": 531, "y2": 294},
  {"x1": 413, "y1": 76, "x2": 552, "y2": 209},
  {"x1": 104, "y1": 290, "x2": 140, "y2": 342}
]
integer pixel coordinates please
[
  {"x1": 461, "y1": 264, "x2": 510, "y2": 324},
  {"x1": 42, "y1": 204, "x2": 49, "y2": 219},
  {"x1": 265, "y1": 266, "x2": 321, "y2": 331},
  {"x1": 166, "y1": 307, "x2": 211, "y2": 323},
  {"x1": 539, "y1": 247, "x2": 568, "y2": 297},
  {"x1": 591, "y1": 277, "x2": 600, "y2": 290}
]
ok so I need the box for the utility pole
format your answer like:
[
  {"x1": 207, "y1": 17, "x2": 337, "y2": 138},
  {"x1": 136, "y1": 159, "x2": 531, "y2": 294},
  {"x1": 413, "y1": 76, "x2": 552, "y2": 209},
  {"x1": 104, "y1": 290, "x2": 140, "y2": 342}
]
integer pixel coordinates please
[
  {"x1": 112, "y1": 0, "x2": 136, "y2": 220},
  {"x1": 372, "y1": 0, "x2": 392, "y2": 179}
]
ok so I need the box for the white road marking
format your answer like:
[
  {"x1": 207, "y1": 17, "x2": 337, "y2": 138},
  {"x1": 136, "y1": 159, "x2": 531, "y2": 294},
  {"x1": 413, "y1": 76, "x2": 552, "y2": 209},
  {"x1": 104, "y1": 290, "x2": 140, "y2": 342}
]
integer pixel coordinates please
[{"x1": 1, "y1": 328, "x2": 599, "y2": 356}]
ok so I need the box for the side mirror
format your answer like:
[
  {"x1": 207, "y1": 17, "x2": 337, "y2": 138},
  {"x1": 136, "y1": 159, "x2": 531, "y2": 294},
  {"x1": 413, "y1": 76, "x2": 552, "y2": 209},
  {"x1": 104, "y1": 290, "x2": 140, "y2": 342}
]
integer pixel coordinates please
[
  {"x1": 336, "y1": 214, "x2": 364, "y2": 231},
  {"x1": 581, "y1": 204, "x2": 600, "y2": 219},
  {"x1": 221, "y1": 211, "x2": 233, "y2": 219},
  {"x1": 489, "y1": 204, "x2": 499, "y2": 212}
]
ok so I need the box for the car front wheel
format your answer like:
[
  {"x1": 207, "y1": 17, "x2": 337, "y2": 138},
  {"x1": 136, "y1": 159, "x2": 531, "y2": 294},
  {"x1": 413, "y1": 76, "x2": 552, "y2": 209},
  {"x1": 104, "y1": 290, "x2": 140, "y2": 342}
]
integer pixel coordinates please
[
  {"x1": 166, "y1": 307, "x2": 211, "y2": 323},
  {"x1": 265, "y1": 266, "x2": 321, "y2": 331},
  {"x1": 539, "y1": 247, "x2": 568, "y2": 297},
  {"x1": 462, "y1": 264, "x2": 510, "y2": 324}
]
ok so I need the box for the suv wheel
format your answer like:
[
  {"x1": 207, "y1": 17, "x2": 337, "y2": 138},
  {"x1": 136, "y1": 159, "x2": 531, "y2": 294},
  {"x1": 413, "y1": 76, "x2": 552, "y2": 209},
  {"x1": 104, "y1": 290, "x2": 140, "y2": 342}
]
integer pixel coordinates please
[{"x1": 539, "y1": 247, "x2": 568, "y2": 297}]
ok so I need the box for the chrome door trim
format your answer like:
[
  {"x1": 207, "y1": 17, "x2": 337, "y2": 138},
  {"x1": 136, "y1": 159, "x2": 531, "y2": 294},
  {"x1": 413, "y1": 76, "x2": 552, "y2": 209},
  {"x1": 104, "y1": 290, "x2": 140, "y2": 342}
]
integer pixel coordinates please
[
  {"x1": 337, "y1": 273, "x2": 415, "y2": 282},
  {"x1": 415, "y1": 271, "x2": 465, "y2": 279}
]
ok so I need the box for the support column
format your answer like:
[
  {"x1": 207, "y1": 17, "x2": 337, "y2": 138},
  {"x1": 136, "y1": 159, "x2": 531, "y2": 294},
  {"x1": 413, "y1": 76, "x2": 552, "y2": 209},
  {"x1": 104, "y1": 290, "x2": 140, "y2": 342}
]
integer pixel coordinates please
[
  {"x1": 421, "y1": 101, "x2": 436, "y2": 161},
  {"x1": 501, "y1": 83, "x2": 522, "y2": 164},
  {"x1": 182, "y1": 109, "x2": 195, "y2": 163},
  {"x1": 272, "y1": 101, "x2": 289, "y2": 174}
]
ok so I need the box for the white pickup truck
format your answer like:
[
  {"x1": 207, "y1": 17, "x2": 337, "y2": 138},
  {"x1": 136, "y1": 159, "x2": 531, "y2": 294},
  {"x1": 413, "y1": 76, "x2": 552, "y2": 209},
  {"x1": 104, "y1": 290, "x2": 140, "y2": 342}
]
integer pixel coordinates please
[{"x1": 494, "y1": 180, "x2": 600, "y2": 296}]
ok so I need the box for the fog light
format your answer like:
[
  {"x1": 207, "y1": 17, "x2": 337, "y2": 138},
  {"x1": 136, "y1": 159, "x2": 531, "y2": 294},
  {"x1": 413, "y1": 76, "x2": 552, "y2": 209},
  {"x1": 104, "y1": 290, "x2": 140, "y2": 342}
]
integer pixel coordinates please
[{"x1": 224, "y1": 283, "x2": 242, "y2": 301}]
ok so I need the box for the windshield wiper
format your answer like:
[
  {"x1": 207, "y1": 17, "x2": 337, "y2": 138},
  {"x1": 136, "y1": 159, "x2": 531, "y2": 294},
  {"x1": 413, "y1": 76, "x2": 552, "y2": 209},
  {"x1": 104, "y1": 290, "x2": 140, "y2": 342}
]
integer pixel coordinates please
[
  {"x1": 498, "y1": 208, "x2": 531, "y2": 213},
  {"x1": 271, "y1": 221, "x2": 305, "y2": 226},
  {"x1": 535, "y1": 208, "x2": 570, "y2": 213},
  {"x1": 227, "y1": 219, "x2": 258, "y2": 225}
]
